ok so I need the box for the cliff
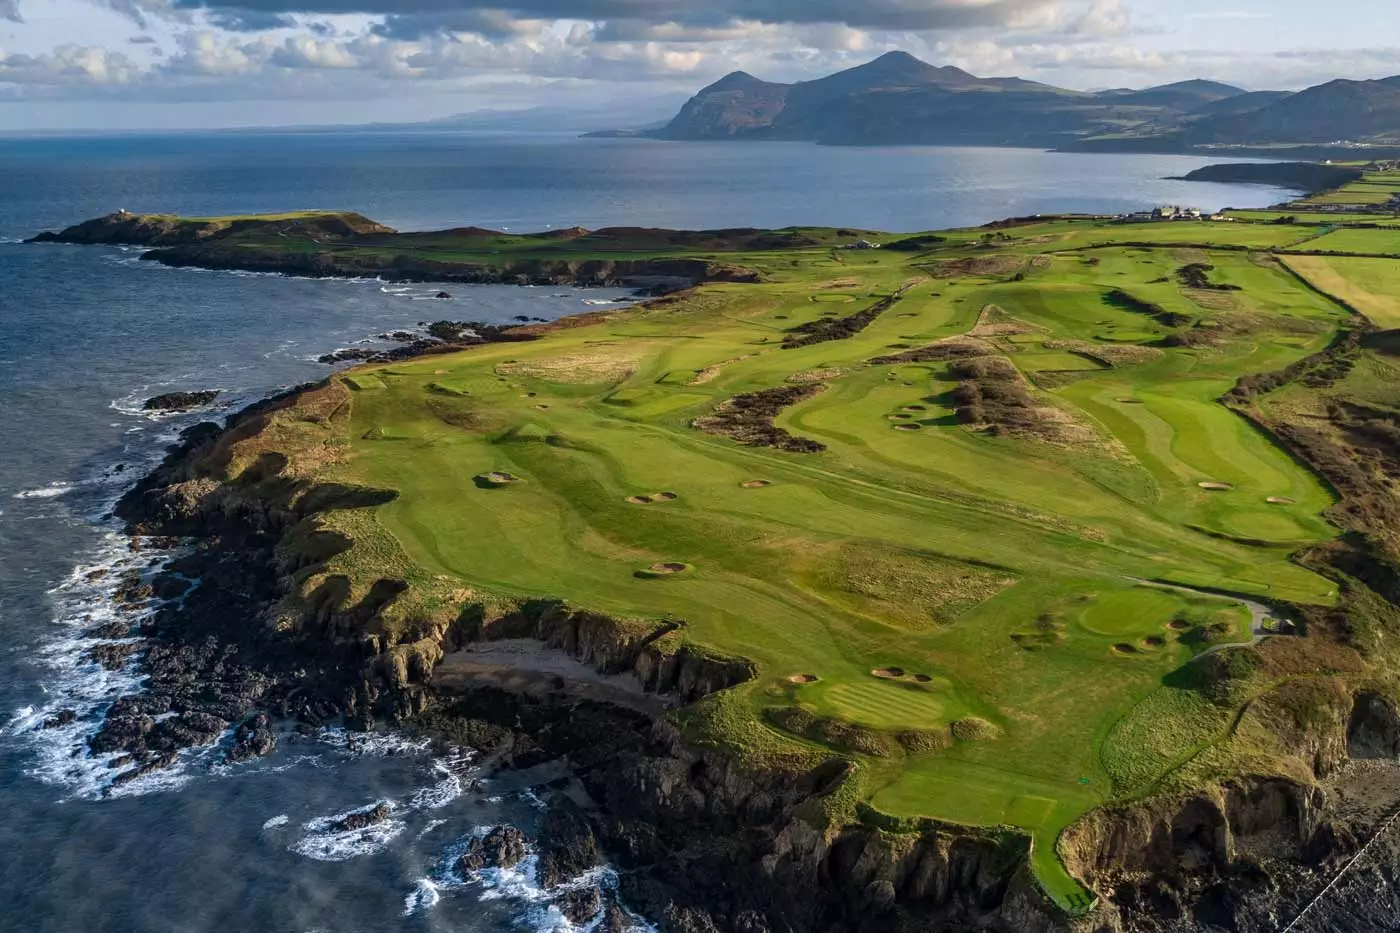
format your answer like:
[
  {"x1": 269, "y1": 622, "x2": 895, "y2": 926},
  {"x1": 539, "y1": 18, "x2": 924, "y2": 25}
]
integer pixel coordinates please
[
  {"x1": 27, "y1": 212, "x2": 768, "y2": 291},
  {"x1": 1176, "y1": 162, "x2": 1365, "y2": 195}
]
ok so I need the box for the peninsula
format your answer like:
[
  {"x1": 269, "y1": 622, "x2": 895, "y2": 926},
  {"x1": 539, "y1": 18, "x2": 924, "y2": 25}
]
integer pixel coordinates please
[{"x1": 31, "y1": 170, "x2": 1400, "y2": 931}]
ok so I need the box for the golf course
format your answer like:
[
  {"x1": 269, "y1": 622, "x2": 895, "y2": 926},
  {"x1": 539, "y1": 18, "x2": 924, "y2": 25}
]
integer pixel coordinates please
[{"x1": 55, "y1": 170, "x2": 1400, "y2": 909}]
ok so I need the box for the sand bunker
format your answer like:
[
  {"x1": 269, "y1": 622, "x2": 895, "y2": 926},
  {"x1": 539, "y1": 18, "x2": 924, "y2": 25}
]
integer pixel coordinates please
[
  {"x1": 887, "y1": 413, "x2": 914, "y2": 421},
  {"x1": 535, "y1": 404, "x2": 550, "y2": 410},
  {"x1": 1111, "y1": 643, "x2": 1139, "y2": 655},
  {"x1": 787, "y1": 674, "x2": 819, "y2": 685},
  {"x1": 1117, "y1": 398, "x2": 1144, "y2": 404},
  {"x1": 1267, "y1": 496, "x2": 1297, "y2": 505},
  {"x1": 648, "y1": 562, "x2": 690, "y2": 575},
  {"x1": 912, "y1": 674, "x2": 933, "y2": 684},
  {"x1": 903, "y1": 405, "x2": 928, "y2": 412},
  {"x1": 1141, "y1": 636, "x2": 1166, "y2": 649},
  {"x1": 1198, "y1": 482, "x2": 1234, "y2": 491},
  {"x1": 628, "y1": 492, "x2": 678, "y2": 505},
  {"x1": 476, "y1": 471, "x2": 521, "y2": 487},
  {"x1": 871, "y1": 667, "x2": 906, "y2": 679},
  {"x1": 893, "y1": 424, "x2": 923, "y2": 432},
  {"x1": 741, "y1": 480, "x2": 772, "y2": 489},
  {"x1": 1167, "y1": 620, "x2": 1192, "y2": 632}
]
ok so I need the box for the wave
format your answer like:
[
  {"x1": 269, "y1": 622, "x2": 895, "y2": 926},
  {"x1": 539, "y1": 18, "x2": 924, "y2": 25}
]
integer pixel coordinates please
[
  {"x1": 262, "y1": 814, "x2": 291, "y2": 830},
  {"x1": 290, "y1": 800, "x2": 408, "y2": 862},
  {"x1": 406, "y1": 826, "x2": 658, "y2": 931},
  {"x1": 12, "y1": 482, "x2": 75, "y2": 500},
  {"x1": 0, "y1": 534, "x2": 204, "y2": 799}
]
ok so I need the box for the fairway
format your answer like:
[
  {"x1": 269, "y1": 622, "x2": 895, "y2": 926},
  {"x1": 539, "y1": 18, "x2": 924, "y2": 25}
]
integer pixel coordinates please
[{"x1": 182, "y1": 208, "x2": 1395, "y2": 908}]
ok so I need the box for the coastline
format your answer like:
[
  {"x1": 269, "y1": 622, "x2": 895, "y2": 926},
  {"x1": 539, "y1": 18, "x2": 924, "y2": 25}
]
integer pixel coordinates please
[{"x1": 18, "y1": 208, "x2": 1400, "y2": 933}]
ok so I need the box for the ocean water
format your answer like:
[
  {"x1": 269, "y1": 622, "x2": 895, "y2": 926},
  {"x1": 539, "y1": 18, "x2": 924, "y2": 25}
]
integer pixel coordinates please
[{"x1": 0, "y1": 131, "x2": 1290, "y2": 932}]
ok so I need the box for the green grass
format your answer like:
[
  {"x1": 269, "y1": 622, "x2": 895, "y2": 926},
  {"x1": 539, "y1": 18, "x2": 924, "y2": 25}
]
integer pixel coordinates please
[
  {"x1": 215, "y1": 213, "x2": 1400, "y2": 908},
  {"x1": 1282, "y1": 255, "x2": 1400, "y2": 329}
]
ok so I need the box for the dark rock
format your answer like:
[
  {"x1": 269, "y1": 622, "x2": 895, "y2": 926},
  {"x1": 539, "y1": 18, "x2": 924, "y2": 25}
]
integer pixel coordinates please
[
  {"x1": 538, "y1": 800, "x2": 601, "y2": 888},
  {"x1": 40, "y1": 709, "x2": 77, "y2": 730},
  {"x1": 143, "y1": 391, "x2": 220, "y2": 412},
  {"x1": 436, "y1": 292, "x2": 452, "y2": 300},
  {"x1": 457, "y1": 825, "x2": 529, "y2": 875},
  {"x1": 150, "y1": 573, "x2": 194, "y2": 601},
  {"x1": 557, "y1": 886, "x2": 603, "y2": 925},
  {"x1": 84, "y1": 642, "x2": 140, "y2": 671},
  {"x1": 333, "y1": 803, "x2": 392, "y2": 833},
  {"x1": 84, "y1": 620, "x2": 132, "y2": 639},
  {"x1": 227, "y1": 713, "x2": 277, "y2": 763}
]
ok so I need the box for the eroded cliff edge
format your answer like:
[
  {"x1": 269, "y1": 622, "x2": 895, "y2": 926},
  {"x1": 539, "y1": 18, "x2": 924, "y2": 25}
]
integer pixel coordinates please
[{"x1": 97, "y1": 355, "x2": 1400, "y2": 932}]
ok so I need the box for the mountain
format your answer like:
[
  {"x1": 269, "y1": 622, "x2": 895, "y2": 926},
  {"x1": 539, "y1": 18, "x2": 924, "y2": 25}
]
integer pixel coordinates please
[
  {"x1": 643, "y1": 52, "x2": 1400, "y2": 153},
  {"x1": 1185, "y1": 76, "x2": 1400, "y2": 143},
  {"x1": 649, "y1": 52, "x2": 1259, "y2": 147},
  {"x1": 1095, "y1": 79, "x2": 1246, "y2": 109}
]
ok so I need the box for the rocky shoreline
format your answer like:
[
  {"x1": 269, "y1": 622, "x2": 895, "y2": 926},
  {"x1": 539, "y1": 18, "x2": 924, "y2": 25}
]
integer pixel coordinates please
[
  {"x1": 25, "y1": 211, "x2": 1400, "y2": 931},
  {"x1": 41, "y1": 361, "x2": 1391, "y2": 932}
]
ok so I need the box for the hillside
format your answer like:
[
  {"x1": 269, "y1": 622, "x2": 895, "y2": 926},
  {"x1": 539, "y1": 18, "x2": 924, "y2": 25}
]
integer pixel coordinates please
[{"x1": 644, "y1": 52, "x2": 1400, "y2": 152}]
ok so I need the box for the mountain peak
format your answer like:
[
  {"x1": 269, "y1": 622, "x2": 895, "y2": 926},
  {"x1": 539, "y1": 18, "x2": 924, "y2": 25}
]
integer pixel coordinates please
[{"x1": 703, "y1": 71, "x2": 768, "y2": 93}]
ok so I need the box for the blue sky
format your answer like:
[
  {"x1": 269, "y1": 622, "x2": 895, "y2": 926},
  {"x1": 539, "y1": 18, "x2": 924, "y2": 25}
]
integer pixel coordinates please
[{"x1": 3, "y1": 0, "x2": 1399, "y2": 130}]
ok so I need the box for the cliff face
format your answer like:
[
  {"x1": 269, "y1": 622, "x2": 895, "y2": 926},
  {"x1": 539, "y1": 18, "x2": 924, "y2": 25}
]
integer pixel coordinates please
[
  {"x1": 27, "y1": 211, "x2": 394, "y2": 246},
  {"x1": 142, "y1": 244, "x2": 761, "y2": 290},
  {"x1": 109, "y1": 383, "x2": 1071, "y2": 932}
]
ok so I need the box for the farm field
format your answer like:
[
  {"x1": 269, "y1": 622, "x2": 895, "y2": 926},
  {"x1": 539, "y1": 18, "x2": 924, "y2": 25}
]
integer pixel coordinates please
[
  {"x1": 171, "y1": 208, "x2": 1400, "y2": 907},
  {"x1": 1282, "y1": 255, "x2": 1400, "y2": 329}
]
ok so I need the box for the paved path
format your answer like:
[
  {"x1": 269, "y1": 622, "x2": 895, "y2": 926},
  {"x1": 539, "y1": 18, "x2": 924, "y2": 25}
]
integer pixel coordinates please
[{"x1": 1125, "y1": 577, "x2": 1285, "y2": 653}]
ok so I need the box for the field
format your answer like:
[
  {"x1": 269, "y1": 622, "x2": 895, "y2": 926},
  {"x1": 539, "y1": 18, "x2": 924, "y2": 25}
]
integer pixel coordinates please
[
  {"x1": 179, "y1": 207, "x2": 1400, "y2": 907},
  {"x1": 1282, "y1": 255, "x2": 1400, "y2": 329}
]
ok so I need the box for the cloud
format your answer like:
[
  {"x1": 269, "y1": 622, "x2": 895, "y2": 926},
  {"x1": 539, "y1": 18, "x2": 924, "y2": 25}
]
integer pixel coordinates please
[
  {"x1": 122, "y1": 0, "x2": 1062, "y2": 36},
  {"x1": 205, "y1": 8, "x2": 297, "y2": 29},
  {"x1": 0, "y1": 0, "x2": 20, "y2": 22},
  {"x1": 0, "y1": 44, "x2": 143, "y2": 85}
]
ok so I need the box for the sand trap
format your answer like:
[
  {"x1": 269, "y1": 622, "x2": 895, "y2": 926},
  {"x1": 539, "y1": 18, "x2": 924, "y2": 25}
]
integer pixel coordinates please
[
  {"x1": 535, "y1": 404, "x2": 550, "y2": 410},
  {"x1": 477, "y1": 471, "x2": 521, "y2": 487},
  {"x1": 903, "y1": 405, "x2": 928, "y2": 412},
  {"x1": 648, "y1": 562, "x2": 690, "y2": 574},
  {"x1": 912, "y1": 674, "x2": 933, "y2": 684},
  {"x1": 1111, "y1": 643, "x2": 1139, "y2": 655},
  {"x1": 1167, "y1": 620, "x2": 1191, "y2": 632},
  {"x1": 1198, "y1": 482, "x2": 1234, "y2": 491},
  {"x1": 1141, "y1": 636, "x2": 1166, "y2": 649},
  {"x1": 520, "y1": 392, "x2": 537, "y2": 398},
  {"x1": 651, "y1": 492, "x2": 679, "y2": 502},
  {"x1": 1267, "y1": 496, "x2": 1297, "y2": 505},
  {"x1": 787, "y1": 674, "x2": 819, "y2": 685},
  {"x1": 434, "y1": 370, "x2": 449, "y2": 375},
  {"x1": 741, "y1": 480, "x2": 772, "y2": 489},
  {"x1": 893, "y1": 424, "x2": 923, "y2": 432},
  {"x1": 627, "y1": 496, "x2": 653, "y2": 505},
  {"x1": 871, "y1": 667, "x2": 906, "y2": 679},
  {"x1": 1117, "y1": 398, "x2": 1144, "y2": 404},
  {"x1": 887, "y1": 413, "x2": 913, "y2": 421}
]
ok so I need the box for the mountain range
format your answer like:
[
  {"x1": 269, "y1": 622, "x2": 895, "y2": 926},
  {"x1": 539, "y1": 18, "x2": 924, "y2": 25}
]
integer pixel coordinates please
[{"x1": 624, "y1": 51, "x2": 1400, "y2": 153}]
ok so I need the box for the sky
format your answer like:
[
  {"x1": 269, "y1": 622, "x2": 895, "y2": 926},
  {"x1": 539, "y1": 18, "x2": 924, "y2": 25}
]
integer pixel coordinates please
[{"x1": 3, "y1": 0, "x2": 1400, "y2": 130}]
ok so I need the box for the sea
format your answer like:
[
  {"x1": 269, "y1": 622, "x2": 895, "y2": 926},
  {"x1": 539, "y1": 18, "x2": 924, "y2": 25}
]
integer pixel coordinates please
[{"x1": 0, "y1": 131, "x2": 1293, "y2": 933}]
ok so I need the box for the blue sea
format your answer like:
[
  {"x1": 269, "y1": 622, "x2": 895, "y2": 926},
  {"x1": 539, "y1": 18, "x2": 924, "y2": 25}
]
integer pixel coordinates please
[{"x1": 0, "y1": 131, "x2": 1292, "y2": 932}]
